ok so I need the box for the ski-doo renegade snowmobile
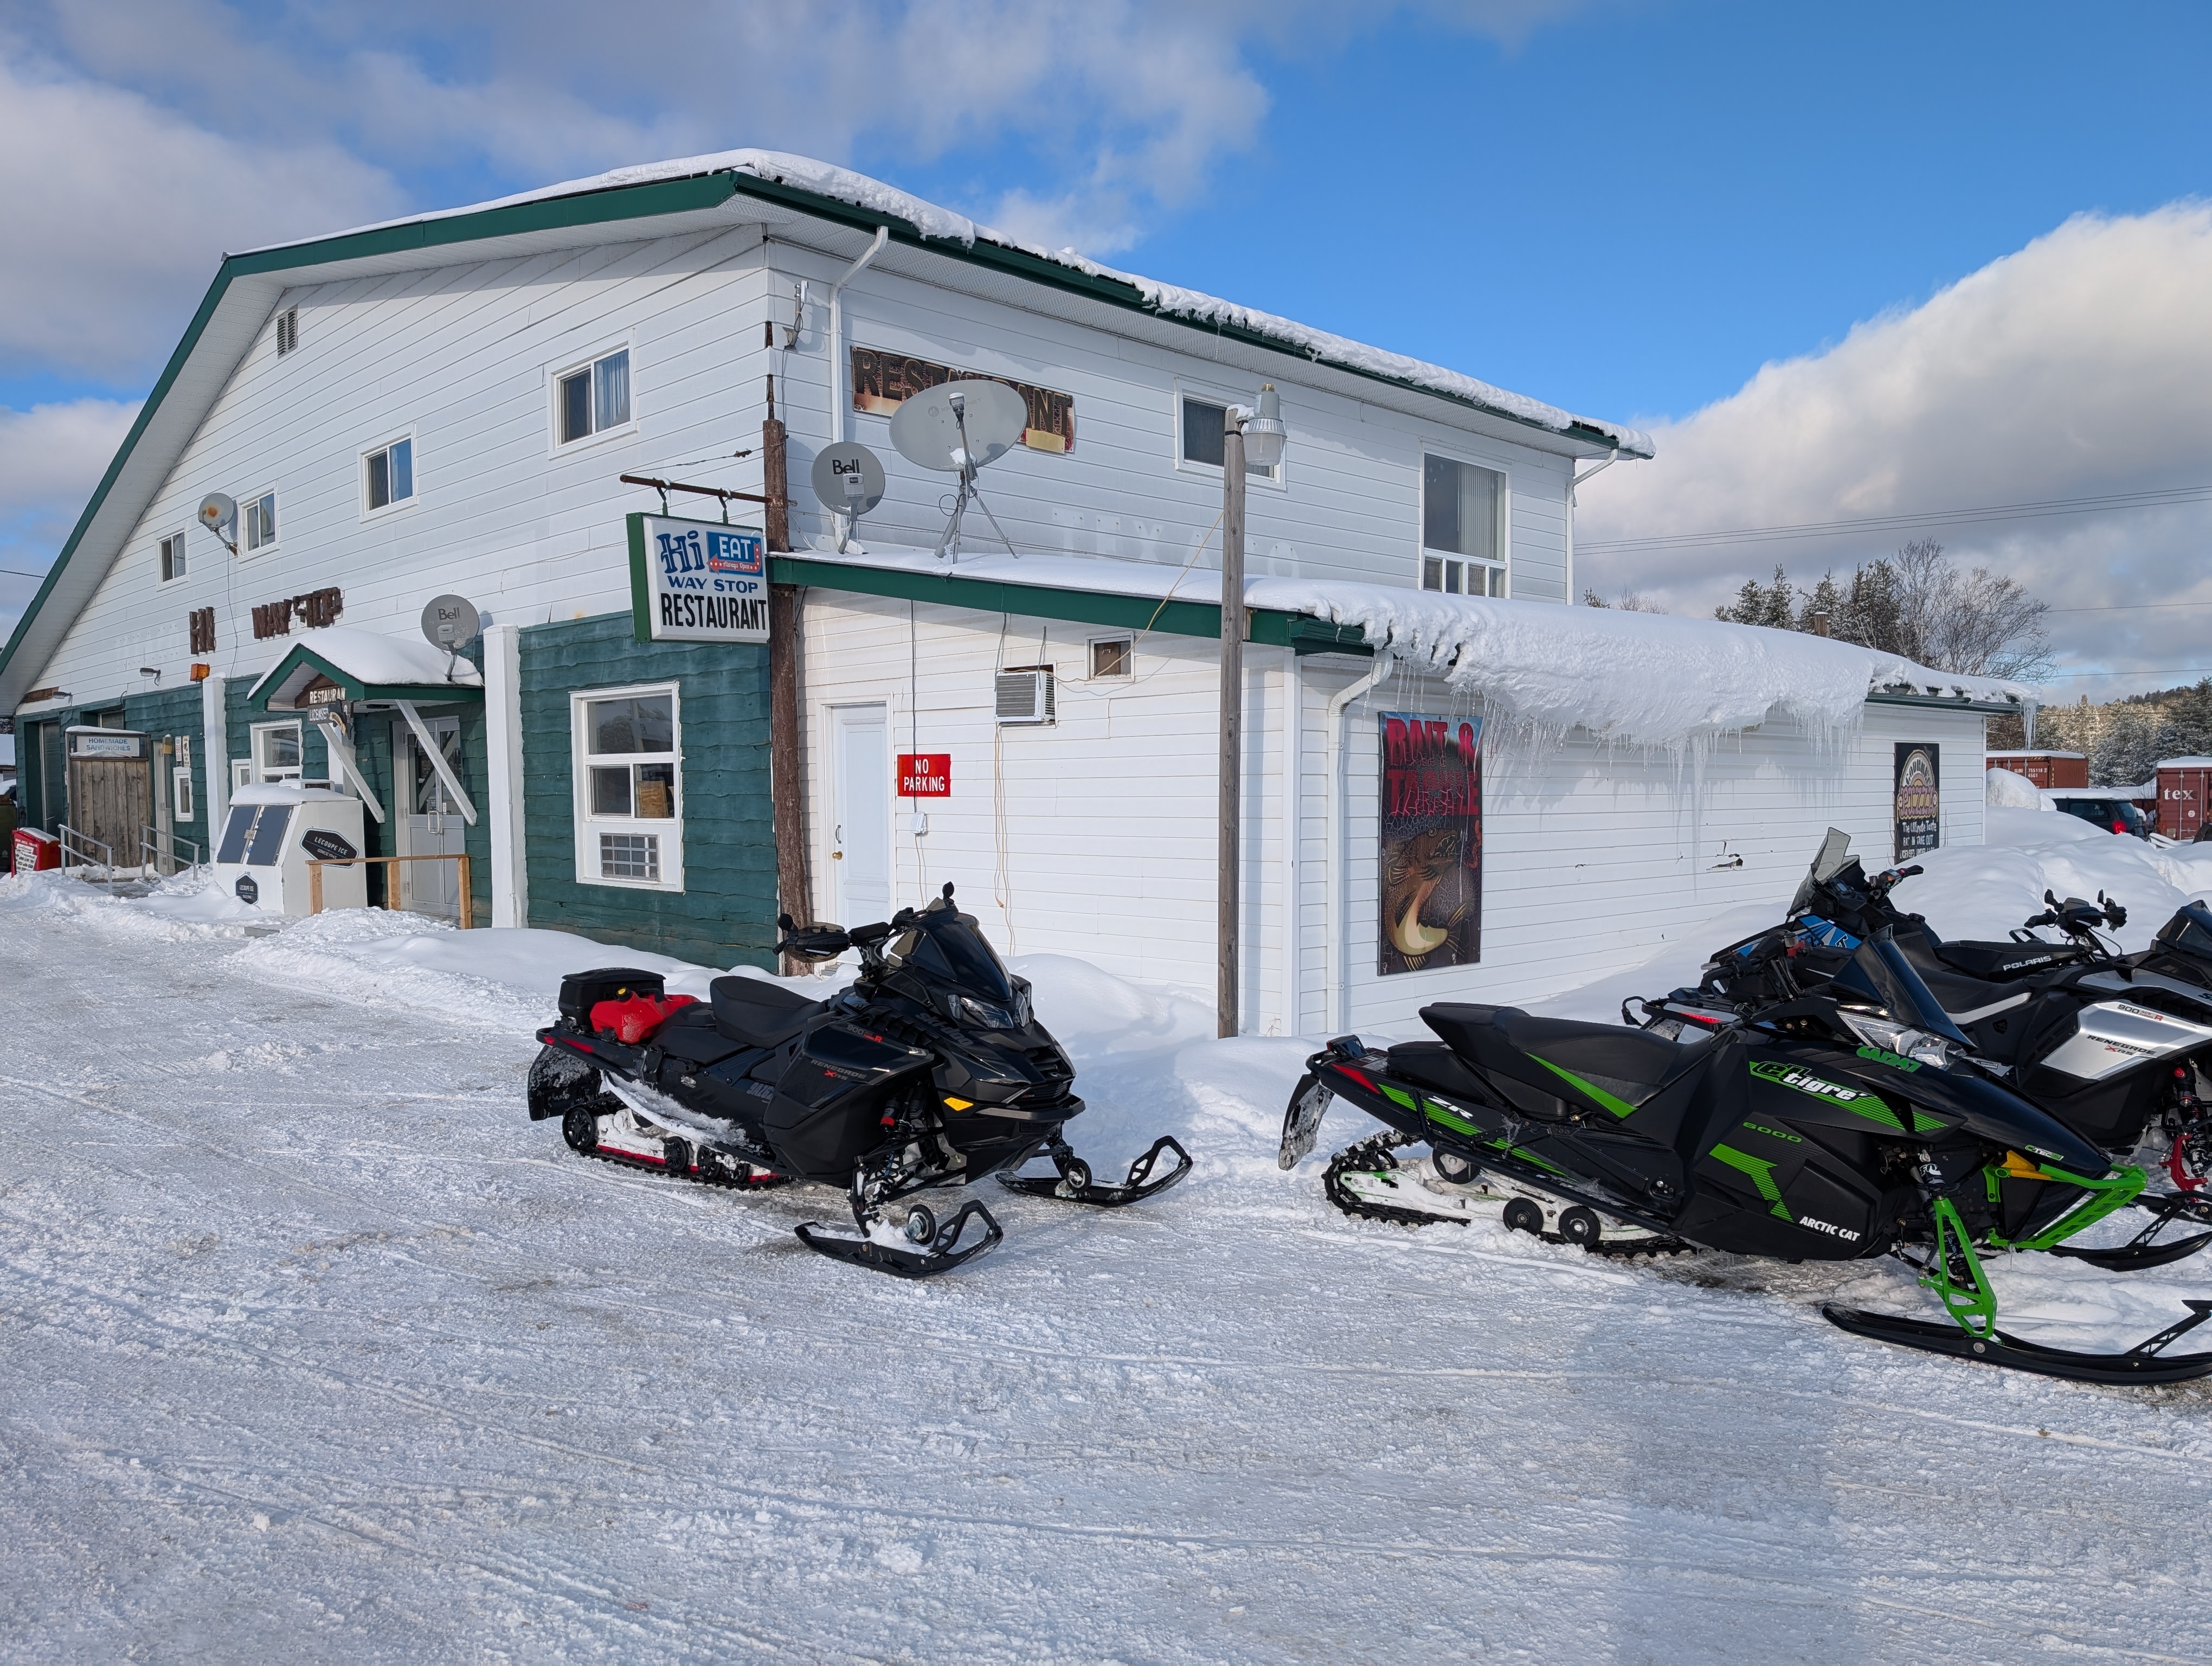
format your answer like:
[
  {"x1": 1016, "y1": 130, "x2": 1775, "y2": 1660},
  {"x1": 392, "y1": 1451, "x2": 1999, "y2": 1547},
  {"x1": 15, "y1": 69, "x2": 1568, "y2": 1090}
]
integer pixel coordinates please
[
  {"x1": 1675, "y1": 831, "x2": 2212, "y2": 1198},
  {"x1": 1279, "y1": 932, "x2": 2212, "y2": 1382},
  {"x1": 526, "y1": 885, "x2": 1188, "y2": 1278}
]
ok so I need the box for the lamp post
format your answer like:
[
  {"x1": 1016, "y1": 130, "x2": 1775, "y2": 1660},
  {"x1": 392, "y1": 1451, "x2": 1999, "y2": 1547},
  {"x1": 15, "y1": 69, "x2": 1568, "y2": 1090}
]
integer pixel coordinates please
[{"x1": 1218, "y1": 385, "x2": 1289, "y2": 1039}]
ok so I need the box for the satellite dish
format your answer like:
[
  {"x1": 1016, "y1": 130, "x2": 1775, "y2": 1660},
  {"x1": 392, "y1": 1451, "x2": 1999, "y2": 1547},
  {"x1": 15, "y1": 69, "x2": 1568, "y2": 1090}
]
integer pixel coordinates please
[
  {"x1": 886, "y1": 381, "x2": 1029, "y2": 561},
  {"x1": 889, "y1": 380, "x2": 1028, "y2": 473},
  {"x1": 198, "y1": 492, "x2": 237, "y2": 550},
  {"x1": 810, "y1": 443, "x2": 886, "y2": 517},
  {"x1": 421, "y1": 594, "x2": 481, "y2": 655}
]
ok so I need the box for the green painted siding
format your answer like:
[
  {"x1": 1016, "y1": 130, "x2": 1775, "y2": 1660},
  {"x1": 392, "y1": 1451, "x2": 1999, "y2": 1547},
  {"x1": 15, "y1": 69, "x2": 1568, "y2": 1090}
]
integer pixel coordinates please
[
  {"x1": 123, "y1": 686, "x2": 211, "y2": 863},
  {"x1": 518, "y1": 612, "x2": 776, "y2": 969}
]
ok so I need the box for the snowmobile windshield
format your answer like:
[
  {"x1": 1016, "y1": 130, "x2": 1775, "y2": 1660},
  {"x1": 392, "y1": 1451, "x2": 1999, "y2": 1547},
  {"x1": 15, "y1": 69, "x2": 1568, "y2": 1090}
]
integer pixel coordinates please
[
  {"x1": 2157, "y1": 902, "x2": 2212, "y2": 962},
  {"x1": 1835, "y1": 934, "x2": 1971, "y2": 1048},
  {"x1": 1789, "y1": 828, "x2": 1855, "y2": 917},
  {"x1": 899, "y1": 912, "x2": 1018, "y2": 1002}
]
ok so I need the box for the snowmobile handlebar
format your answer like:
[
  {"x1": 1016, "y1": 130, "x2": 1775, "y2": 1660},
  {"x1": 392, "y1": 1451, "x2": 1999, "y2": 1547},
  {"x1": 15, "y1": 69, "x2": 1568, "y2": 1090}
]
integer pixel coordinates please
[{"x1": 1868, "y1": 864, "x2": 1923, "y2": 897}]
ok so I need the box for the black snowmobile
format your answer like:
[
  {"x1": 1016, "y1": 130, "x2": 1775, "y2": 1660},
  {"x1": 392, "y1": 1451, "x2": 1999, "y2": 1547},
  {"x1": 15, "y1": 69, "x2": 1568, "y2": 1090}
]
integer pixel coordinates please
[
  {"x1": 1279, "y1": 932, "x2": 2212, "y2": 1382},
  {"x1": 1677, "y1": 830, "x2": 2212, "y2": 1198},
  {"x1": 526, "y1": 885, "x2": 1188, "y2": 1277}
]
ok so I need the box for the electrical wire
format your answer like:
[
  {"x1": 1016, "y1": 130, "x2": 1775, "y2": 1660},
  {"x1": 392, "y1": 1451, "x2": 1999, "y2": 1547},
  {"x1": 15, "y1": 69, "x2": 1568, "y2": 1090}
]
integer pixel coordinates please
[{"x1": 1580, "y1": 481, "x2": 2212, "y2": 554}]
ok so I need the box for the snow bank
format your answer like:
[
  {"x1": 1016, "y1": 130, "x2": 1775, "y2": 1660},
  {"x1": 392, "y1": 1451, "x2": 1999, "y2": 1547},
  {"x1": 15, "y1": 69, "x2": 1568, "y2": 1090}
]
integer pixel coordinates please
[
  {"x1": 255, "y1": 149, "x2": 1652, "y2": 458},
  {"x1": 1984, "y1": 765, "x2": 2042, "y2": 808}
]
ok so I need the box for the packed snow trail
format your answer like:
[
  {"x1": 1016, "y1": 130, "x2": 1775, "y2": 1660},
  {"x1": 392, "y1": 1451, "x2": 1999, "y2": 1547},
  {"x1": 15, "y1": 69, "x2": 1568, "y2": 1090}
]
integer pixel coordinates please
[{"x1": 5, "y1": 886, "x2": 2212, "y2": 1662}]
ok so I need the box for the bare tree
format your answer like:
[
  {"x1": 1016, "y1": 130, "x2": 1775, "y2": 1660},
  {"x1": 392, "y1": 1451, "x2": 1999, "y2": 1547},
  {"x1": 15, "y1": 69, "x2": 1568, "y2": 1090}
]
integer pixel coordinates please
[{"x1": 1584, "y1": 588, "x2": 1666, "y2": 612}]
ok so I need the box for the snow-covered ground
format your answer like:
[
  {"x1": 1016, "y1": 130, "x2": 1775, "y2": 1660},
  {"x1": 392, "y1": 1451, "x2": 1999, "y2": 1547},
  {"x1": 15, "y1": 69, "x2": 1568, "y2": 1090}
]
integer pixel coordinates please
[{"x1": 8, "y1": 822, "x2": 2212, "y2": 1663}]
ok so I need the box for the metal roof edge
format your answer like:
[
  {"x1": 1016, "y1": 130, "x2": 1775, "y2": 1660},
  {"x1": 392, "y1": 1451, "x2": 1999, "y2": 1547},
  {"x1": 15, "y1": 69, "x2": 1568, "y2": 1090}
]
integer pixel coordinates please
[{"x1": 1864, "y1": 690, "x2": 2020, "y2": 716}]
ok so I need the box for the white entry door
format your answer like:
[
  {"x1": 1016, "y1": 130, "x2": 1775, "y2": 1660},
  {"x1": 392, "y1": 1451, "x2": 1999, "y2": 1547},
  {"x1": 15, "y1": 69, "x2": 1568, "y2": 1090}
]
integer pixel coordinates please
[
  {"x1": 830, "y1": 704, "x2": 891, "y2": 929},
  {"x1": 397, "y1": 715, "x2": 465, "y2": 921}
]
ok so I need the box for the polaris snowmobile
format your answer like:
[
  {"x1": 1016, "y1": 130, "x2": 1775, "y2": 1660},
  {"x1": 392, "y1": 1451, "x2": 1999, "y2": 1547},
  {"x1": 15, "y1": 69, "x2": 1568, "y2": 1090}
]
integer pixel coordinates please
[
  {"x1": 526, "y1": 885, "x2": 1188, "y2": 1278},
  {"x1": 1676, "y1": 831, "x2": 2212, "y2": 1200},
  {"x1": 1279, "y1": 932, "x2": 2212, "y2": 1382}
]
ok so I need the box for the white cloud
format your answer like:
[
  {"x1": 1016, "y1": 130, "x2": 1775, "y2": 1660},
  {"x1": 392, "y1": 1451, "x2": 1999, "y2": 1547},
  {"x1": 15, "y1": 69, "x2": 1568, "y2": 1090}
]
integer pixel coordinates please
[
  {"x1": 1574, "y1": 205, "x2": 2212, "y2": 697},
  {"x1": 0, "y1": 397, "x2": 142, "y2": 633},
  {"x1": 0, "y1": 47, "x2": 407, "y2": 380}
]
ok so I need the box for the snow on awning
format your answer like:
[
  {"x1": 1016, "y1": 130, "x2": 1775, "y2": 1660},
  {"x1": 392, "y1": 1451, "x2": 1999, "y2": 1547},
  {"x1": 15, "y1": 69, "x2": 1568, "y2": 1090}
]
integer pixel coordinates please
[
  {"x1": 782, "y1": 546, "x2": 2025, "y2": 753},
  {"x1": 248, "y1": 626, "x2": 484, "y2": 712}
]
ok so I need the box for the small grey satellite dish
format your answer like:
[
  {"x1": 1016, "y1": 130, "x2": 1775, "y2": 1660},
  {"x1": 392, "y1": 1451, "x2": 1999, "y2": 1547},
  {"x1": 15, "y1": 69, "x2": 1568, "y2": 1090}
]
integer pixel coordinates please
[
  {"x1": 886, "y1": 380, "x2": 1029, "y2": 561},
  {"x1": 198, "y1": 491, "x2": 237, "y2": 552},
  {"x1": 810, "y1": 442, "x2": 887, "y2": 553},
  {"x1": 421, "y1": 594, "x2": 481, "y2": 658}
]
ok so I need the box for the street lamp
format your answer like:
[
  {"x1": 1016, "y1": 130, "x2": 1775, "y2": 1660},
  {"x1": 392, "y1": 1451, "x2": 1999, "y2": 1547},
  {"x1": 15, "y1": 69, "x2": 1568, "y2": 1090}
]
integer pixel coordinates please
[{"x1": 1219, "y1": 385, "x2": 1287, "y2": 1039}]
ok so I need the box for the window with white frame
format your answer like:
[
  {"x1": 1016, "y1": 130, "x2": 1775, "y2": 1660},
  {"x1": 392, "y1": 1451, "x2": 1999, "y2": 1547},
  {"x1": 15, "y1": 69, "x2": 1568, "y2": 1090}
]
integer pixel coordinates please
[
  {"x1": 363, "y1": 435, "x2": 415, "y2": 512},
  {"x1": 573, "y1": 685, "x2": 681, "y2": 889},
  {"x1": 159, "y1": 530, "x2": 187, "y2": 582},
  {"x1": 1089, "y1": 635, "x2": 1133, "y2": 678},
  {"x1": 1178, "y1": 395, "x2": 1278, "y2": 481},
  {"x1": 1421, "y1": 454, "x2": 1506, "y2": 598},
  {"x1": 243, "y1": 490, "x2": 277, "y2": 553},
  {"x1": 555, "y1": 348, "x2": 632, "y2": 447},
  {"x1": 251, "y1": 721, "x2": 302, "y2": 783},
  {"x1": 173, "y1": 766, "x2": 194, "y2": 821}
]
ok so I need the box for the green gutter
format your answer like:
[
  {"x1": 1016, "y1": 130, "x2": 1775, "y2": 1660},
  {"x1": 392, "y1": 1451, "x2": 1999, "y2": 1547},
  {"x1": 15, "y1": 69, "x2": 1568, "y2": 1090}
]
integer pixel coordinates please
[{"x1": 769, "y1": 555, "x2": 1372, "y2": 655}]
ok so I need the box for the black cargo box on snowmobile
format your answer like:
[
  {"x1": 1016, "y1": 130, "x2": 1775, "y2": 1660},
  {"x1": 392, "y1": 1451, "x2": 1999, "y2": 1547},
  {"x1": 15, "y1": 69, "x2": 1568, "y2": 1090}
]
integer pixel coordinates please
[{"x1": 558, "y1": 967, "x2": 666, "y2": 1026}]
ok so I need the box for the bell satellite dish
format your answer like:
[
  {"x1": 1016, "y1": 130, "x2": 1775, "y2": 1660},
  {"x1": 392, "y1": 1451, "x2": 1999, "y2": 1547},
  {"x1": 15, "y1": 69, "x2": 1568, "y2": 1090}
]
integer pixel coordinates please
[
  {"x1": 421, "y1": 593, "x2": 481, "y2": 661},
  {"x1": 809, "y1": 442, "x2": 887, "y2": 554},
  {"x1": 198, "y1": 492, "x2": 237, "y2": 551},
  {"x1": 886, "y1": 380, "x2": 1029, "y2": 561}
]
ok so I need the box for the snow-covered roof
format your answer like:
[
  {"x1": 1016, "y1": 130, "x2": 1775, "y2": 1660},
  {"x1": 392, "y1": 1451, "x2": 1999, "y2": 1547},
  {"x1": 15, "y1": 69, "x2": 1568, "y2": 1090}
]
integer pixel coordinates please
[
  {"x1": 247, "y1": 626, "x2": 483, "y2": 708},
  {"x1": 252, "y1": 150, "x2": 1653, "y2": 461},
  {"x1": 796, "y1": 543, "x2": 2025, "y2": 752},
  {"x1": 1988, "y1": 749, "x2": 2085, "y2": 759},
  {"x1": 2158, "y1": 757, "x2": 2212, "y2": 769},
  {"x1": 230, "y1": 783, "x2": 355, "y2": 807}
]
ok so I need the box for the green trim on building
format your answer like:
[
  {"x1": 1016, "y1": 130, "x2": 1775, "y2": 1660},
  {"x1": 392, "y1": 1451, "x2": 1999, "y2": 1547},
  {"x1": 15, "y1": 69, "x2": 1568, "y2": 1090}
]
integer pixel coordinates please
[
  {"x1": 517, "y1": 612, "x2": 776, "y2": 969},
  {"x1": 245, "y1": 639, "x2": 488, "y2": 712}
]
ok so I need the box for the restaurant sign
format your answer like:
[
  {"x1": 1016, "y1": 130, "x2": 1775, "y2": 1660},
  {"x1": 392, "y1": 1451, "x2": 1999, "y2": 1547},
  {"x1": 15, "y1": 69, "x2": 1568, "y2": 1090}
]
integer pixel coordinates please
[
  {"x1": 851, "y1": 347, "x2": 1075, "y2": 454},
  {"x1": 1894, "y1": 743, "x2": 1941, "y2": 861},
  {"x1": 627, "y1": 513, "x2": 769, "y2": 645}
]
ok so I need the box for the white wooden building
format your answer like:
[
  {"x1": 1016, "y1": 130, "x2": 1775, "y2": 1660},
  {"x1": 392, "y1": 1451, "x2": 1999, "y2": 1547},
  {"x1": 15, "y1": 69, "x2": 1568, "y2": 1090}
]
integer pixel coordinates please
[{"x1": 0, "y1": 151, "x2": 2020, "y2": 1022}]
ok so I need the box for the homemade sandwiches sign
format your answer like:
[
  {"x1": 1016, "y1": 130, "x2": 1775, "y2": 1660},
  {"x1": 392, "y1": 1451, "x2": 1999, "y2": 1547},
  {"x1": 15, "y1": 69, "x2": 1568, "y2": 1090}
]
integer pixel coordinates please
[{"x1": 627, "y1": 513, "x2": 769, "y2": 644}]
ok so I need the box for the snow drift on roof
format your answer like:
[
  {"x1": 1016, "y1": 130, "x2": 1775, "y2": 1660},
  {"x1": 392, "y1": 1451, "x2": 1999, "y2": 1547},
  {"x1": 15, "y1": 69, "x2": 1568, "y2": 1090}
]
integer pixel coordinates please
[
  {"x1": 255, "y1": 149, "x2": 1652, "y2": 459},
  {"x1": 796, "y1": 544, "x2": 2024, "y2": 754}
]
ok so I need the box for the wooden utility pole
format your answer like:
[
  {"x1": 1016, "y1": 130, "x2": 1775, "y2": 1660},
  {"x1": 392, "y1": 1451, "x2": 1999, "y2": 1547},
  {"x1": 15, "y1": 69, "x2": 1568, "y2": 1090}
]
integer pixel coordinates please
[
  {"x1": 764, "y1": 376, "x2": 812, "y2": 967},
  {"x1": 1217, "y1": 411, "x2": 1248, "y2": 1040}
]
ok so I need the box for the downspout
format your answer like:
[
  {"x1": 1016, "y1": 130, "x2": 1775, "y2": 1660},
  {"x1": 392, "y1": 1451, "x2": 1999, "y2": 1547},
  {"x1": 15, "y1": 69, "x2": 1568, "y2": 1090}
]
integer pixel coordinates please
[
  {"x1": 1324, "y1": 648, "x2": 1394, "y2": 1036},
  {"x1": 825, "y1": 226, "x2": 889, "y2": 550},
  {"x1": 1279, "y1": 647, "x2": 1301, "y2": 1037}
]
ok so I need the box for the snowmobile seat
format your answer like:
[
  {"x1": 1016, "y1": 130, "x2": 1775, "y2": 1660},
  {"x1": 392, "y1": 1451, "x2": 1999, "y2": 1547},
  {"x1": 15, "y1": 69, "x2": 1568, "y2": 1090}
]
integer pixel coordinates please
[
  {"x1": 1909, "y1": 964, "x2": 2034, "y2": 1023},
  {"x1": 653, "y1": 1001, "x2": 750, "y2": 1067},
  {"x1": 1387, "y1": 1041, "x2": 1498, "y2": 1105},
  {"x1": 1420, "y1": 1003, "x2": 1708, "y2": 1110},
  {"x1": 1930, "y1": 939, "x2": 2084, "y2": 980},
  {"x1": 709, "y1": 976, "x2": 826, "y2": 1049}
]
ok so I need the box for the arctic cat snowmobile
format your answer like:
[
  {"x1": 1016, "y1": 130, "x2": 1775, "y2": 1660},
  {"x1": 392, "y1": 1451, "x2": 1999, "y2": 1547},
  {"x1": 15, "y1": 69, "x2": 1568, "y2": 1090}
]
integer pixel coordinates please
[
  {"x1": 1280, "y1": 932, "x2": 2212, "y2": 1382},
  {"x1": 526, "y1": 884, "x2": 1188, "y2": 1278},
  {"x1": 1677, "y1": 830, "x2": 2212, "y2": 1195}
]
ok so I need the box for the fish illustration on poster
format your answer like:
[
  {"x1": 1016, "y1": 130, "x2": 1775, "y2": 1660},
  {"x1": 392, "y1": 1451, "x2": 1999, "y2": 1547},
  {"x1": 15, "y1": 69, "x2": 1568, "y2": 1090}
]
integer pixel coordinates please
[
  {"x1": 1379, "y1": 711, "x2": 1482, "y2": 976},
  {"x1": 1894, "y1": 742, "x2": 1941, "y2": 861}
]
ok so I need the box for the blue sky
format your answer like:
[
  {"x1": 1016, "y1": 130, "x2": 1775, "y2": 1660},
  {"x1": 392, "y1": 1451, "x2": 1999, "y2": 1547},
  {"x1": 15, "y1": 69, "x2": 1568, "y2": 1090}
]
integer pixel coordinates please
[{"x1": 5, "y1": 0, "x2": 2211, "y2": 689}]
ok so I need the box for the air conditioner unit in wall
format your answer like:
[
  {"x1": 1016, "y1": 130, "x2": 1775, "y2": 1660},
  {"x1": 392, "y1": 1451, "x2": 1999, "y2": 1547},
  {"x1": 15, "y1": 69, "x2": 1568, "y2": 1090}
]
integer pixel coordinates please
[{"x1": 995, "y1": 667, "x2": 1056, "y2": 726}]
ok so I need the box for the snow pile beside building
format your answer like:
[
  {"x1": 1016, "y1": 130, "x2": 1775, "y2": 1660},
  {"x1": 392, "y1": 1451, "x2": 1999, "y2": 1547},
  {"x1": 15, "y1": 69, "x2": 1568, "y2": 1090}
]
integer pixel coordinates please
[
  {"x1": 280, "y1": 148, "x2": 1652, "y2": 456},
  {"x1": 1985, "y1": 765, "x2": 2043, "y2": 808}
]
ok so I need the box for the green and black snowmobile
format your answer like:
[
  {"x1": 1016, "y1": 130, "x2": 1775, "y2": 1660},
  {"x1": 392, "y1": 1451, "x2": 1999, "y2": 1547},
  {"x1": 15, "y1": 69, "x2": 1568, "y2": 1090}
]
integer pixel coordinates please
[{"x1": 1279, "y1": 932, "x2": 2212, "y2": 1382}]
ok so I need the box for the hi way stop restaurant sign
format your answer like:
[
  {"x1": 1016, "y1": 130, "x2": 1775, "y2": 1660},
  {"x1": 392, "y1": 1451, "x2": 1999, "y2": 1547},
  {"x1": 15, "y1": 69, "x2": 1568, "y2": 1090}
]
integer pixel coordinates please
[{"x1": 627, "y1": 514, "x2": 769, "y2": 643}]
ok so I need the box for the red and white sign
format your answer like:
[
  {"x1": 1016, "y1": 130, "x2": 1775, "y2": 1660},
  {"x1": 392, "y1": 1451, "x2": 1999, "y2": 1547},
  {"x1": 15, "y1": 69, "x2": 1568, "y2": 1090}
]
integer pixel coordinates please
[
  {"x1": 898, "y1": 753, "x2": 951, "y2": 797},
  {"x1": 13, "y1": 827, "x2": 60, "y2": 874}
]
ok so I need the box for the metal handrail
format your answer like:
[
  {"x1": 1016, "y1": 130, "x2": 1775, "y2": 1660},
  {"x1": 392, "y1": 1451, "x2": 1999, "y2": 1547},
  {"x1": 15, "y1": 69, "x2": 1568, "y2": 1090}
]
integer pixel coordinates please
[
  {"x1": 57, "y1": 824, "x2": 128, "y2": 894},
  {"x1": 141, "y1": 824, "x2": 205, "y2": 879}
]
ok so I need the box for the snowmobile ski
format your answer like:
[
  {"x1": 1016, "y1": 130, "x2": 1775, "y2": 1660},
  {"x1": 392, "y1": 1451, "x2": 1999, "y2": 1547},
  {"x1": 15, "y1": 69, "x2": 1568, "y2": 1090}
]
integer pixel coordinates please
[
  {"x1": 794, "y1": 1199, "x2": 1004, "y2": 1279},
  {"x1": 1822, "y1": 1299, "x2": 2212, "y2": 1384},
  {"x1": 999, "y1": 1135, "x2": 1192, "y2": 1207},
  {"x1": 2044, "y1": 1191, "x2": 2212, "y2": 1271}
]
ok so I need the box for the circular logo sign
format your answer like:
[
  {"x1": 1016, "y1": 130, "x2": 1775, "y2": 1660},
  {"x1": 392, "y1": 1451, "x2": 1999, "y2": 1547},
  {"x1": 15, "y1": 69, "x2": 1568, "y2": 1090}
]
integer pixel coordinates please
[
  {"x1": 810, "y1": 442, "x2": 887, "y2": 516},
  {"x1": 234, "y1": 874, "x2": 260, "y2": 905}
]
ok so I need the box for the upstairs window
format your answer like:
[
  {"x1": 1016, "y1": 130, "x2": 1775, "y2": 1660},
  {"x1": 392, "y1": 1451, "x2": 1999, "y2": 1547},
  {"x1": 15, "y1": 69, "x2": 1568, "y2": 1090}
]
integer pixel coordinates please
[
  {"x1": 243, "y1": 491, "x2": 277, "y2": 553},
  {"x1": 557, "y1": 348, "x2": 631, "y2": 446},
  {"x1": 1179, "y1": 396, "x2": 1276, "y2": 479},
  {"x1": 364, "y1": 436, "x2": 415, "y2": 512},
  {"x1": 574, "y1": 685, "x2": 681, "y2": 890},
  {"x1": 159, "y1": 531, "x2": 187, "y2": 582},
  {"x1": 1422, "y1": 454, "x2": 1504, "y2": 598}
]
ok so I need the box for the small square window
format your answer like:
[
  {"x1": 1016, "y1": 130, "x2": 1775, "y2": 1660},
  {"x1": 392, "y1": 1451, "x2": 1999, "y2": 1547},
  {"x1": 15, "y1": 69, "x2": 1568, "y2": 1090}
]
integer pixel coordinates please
[
  {"x1": 1422, "y1": 556, "x2": 1505, "y2": 598},
  {"x1": 557, "y1": 348, "x2": 632, "y2": 446},
  {"x1": 243, "y1": 492, "x2": 276, "y2": 552},
  {"x1": 159, "y1": 531, "x2": 187, "y2": 582},
  {"x1": 600, "y1": 833, "x2": 660, "y2": 881},
  {"x1": 365, "y1": 437, "x2": 414, "y2": 511},
  {"x1": 1180, "y1": 396, "x2": 1273, "y2": 477},
  {"x1": 1090, "y1": 637, "x2": 1132, "y2": 678}
]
